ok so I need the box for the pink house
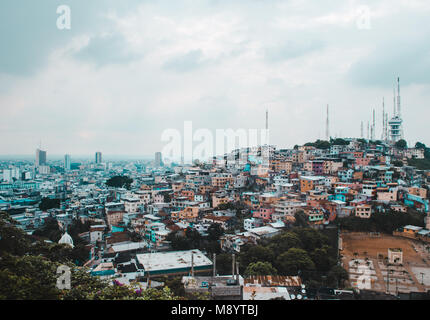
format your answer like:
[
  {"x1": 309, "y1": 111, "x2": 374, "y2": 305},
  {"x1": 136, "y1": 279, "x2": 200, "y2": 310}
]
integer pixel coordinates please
[
  {"x1": 355, "y1": 157, "x2": 371, "y2": 166},
  {"x1": 253, "y1": 207, "x2": 274, "y2": 221}
]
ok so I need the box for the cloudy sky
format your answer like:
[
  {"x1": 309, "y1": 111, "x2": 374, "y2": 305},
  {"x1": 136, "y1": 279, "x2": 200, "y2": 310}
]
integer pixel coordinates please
[{"x1": 1, "y1": 0, "x2": 430, "y2": 159}]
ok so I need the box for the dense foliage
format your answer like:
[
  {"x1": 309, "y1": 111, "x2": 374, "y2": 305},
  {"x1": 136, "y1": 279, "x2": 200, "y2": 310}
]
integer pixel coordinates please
[
  {"x1": 105, "y1": 175, "x2": 133, "y2": 189},
  {"x1": 237, "y1": 226, "x2": 348, "y2": 288},
  {"x1": 166, "y1": 224, "x2": 224, "y2": 255},
  {"x1": 395, "y1": 139, "x2": 408, "y2": 149},
  {"x1": 407, "y1": 158, "x2": 430, "y2": 170},
  {"x1": 336, "y1": 209, "x2": 425, "y2": 234},
  {"x1": 32, "y1": 217, "x2": 91, "y2": 265},
  {"x1": 0, "y1": 212, "x2": 181, "y2": 300},
  {"x1": 39, "y1": 197, "x2": 61, "y2": 211}
]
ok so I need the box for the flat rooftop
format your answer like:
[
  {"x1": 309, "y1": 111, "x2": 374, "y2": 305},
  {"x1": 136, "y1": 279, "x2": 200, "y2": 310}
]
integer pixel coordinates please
[{"x1": 136, "y1": 249, "x2": 213, "y2": 273}]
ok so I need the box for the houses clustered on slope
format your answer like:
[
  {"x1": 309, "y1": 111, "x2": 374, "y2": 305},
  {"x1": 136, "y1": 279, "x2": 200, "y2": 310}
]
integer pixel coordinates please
[{"x1": 1, "y1": 139, "x2": 429, "y2": 290}]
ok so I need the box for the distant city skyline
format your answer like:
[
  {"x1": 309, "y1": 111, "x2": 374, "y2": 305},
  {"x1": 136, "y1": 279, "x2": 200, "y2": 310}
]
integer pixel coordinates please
[{"x1": 1, "y1": 1, "x2": 430, "y2": 155}]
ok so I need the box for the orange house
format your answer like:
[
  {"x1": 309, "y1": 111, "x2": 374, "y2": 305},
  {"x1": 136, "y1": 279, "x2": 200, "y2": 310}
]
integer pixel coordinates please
[{"x1": 171, "y1": 206, "x2": 199, "y2": 221}]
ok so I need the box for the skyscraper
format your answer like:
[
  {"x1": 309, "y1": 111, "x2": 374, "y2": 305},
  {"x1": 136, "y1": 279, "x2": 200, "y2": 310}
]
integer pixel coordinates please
[
  {"x1": 95, "y1": 152, "x2": 102, "y2": 164},
  {"x1": 35, "y1": 148, "x2": 47, "y2": 167},
  {"x1": 155, "y1": 152, "x2": 163, "y2": 167},
  {"x1": 64, "y1": 154, "x2": 71, "y2": 171}
]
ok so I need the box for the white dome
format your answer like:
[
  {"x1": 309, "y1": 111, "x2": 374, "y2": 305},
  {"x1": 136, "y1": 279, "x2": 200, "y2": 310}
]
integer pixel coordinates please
[{"x1": 59, "y1": 232, "x2": 74, "y2": 248}]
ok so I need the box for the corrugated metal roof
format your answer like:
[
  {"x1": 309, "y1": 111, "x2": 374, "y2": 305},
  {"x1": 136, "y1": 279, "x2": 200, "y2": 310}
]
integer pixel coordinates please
[{"x1": 244, "y1": 275, "x2": 302, "y2": 287}]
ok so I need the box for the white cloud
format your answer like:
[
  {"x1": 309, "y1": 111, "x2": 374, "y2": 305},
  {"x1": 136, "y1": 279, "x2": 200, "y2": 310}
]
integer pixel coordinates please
[{"x1": 1, "y1": 0, "x2": 430, "y2": 156}]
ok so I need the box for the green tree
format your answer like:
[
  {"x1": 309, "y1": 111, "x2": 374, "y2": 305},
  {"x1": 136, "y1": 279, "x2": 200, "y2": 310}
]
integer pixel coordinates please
[
  {"x1": 415, "y1": 142, "x2": 426, "y2": 149},
  {"x1": 32, "y1": 216, "x2": 62, "y2": 242},
  {"x1": 39, "y1": 198, "x2": 61, "y2": 211},
  {"x1": 311, "y1": 246, "x2": 335, "y2": 273},
  {"x1": 326, "y1": 265, "x2": 349, "y2": 288},
  {"x1": 314, "y1": 140, "x2": 331, "y2": 149},
  {"x1": 239, "y1": 245, "x2": 275, "y2": 270},
  {"x1": 331, "y1": 138, "x2": 349, "y2": 146},
  {"x1": 214, "y1": 253, "x2": 233, "y2": 275},
  {"x1": 293, "y1": 211, "x2": 309, "y2": 227},
  {"x1": 276, "y1": 248, "x2": 315, "y2": 276},
  {"x1": 105, "y1": 176, "x2": 133, "y2": 189},
  {"x1": 395, "y1": 139, "x2": 407, "y2": 149},
  {"x1": 0, "y1": 214, "x2": 31, "y2": 255},
  {"x1": 0, "y1": 254, "x2": 60, "y2": 300},
  {"x1": 207, "y1": 223, "x2": 224, "y2": 241},
  {"x1": 268, "y1": 232, "x2": 303, "y2": 256},
  {"x1": 293, "y1": 228, "x2": 329, "y2": 252},
  {"x1": 244, "y1": 261, "x2": 277, "y2": 276},
  {"x1": 392, "y1": 160, "x2": 403, "y2": 167}
]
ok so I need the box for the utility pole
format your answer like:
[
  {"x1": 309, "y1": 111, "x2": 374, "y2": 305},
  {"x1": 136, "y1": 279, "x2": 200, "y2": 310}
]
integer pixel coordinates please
[
  {"x1": 232, "y1": 254, "x2": 235, "y2": 280},
  {"x1": 191, "y1": 252, "x2": 194, "y2": 277},
  {"x1": 386, "y1": 268, "x2": 390, "y2": 293}
]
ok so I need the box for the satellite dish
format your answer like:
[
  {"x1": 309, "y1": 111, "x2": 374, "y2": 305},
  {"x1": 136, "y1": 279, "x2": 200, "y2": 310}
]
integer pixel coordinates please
[
  {"x1": 297, "y1": 294, "x2": 302, "y2": 300},
  {"x1": 290, "y1": 294, "x2": 296, "y2": 300},
  {"x1": 301, "y1": 284, "x2": 305, "y2": 288},
  {"x1": 301, "y1": 289, "x2": 306, "y2": 294}
]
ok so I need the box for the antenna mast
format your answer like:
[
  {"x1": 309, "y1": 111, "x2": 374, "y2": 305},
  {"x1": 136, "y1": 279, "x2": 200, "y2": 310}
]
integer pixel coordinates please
[
  {"x1": 265, "y1": 108, "x2": 268, "y2": 131},
  {"x1": 397, "y1": 77, "x2": 401, "y2": 117},
  {"x1": 326, "y1": 104, "x2": 329, "y2": 141},
  {"x1": 381, "y1": 98, "x2": 385, "y2": 140}
]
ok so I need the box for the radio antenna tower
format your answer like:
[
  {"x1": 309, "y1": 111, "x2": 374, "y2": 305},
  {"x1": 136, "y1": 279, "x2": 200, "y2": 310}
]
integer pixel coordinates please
[
  {"x1": 381, "y1": 98, "x2": 385, "y2": 140},
  {"x1": 397, "y1": 77, "x2": 401, "y2": 117},
  {"x1": 360, "y1": 121, "x2": 364, "y2": 138},
  {"x1": 367, "y1": 121, "x2": 370, "y2": 140},
  {"x1": 326, "y1": 104, "x2": 329, "y2": 141}
]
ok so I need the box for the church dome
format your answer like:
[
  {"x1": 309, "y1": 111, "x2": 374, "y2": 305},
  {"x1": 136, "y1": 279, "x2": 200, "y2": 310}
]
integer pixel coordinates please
[{"x1": 59, "y1": 232, "x2": 74, "y2": 248}]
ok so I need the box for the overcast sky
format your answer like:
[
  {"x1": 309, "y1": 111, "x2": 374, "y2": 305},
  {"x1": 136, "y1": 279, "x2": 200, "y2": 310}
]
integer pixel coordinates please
[{"x1": 1, "y1": 0, "x2": 430, "y2": 158}]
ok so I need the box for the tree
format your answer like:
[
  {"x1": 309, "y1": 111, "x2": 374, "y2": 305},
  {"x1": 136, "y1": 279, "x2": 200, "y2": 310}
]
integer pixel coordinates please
[
  {"x1": 105, "y1": 175, "x2": 133, "y2": 189},
  {"x1": 268, "y1": 232, "x2": 303, "y2": 256},
  {"x1": 0, "y1": 253, "x2": 60, "y2": 300},
  {"x1": 331, "y1": 138, "x2": 349, "y2": 146},
  {"x1": 395, "y1": 139, "x2": 407, "y2": 149},
  {"x1": 314, "y1": 140, "x2": 331, "y2": 150},
  {"x1": 239, "y1": 245, "x2": 275, "y2": 271},
  {"x1": 275, "y1": 248, "x2": 315, "y2": 276},
  {"x1": 214, "y1": 253, "x2": 233, "y2": 275},
  {"x1": 166, "y1": 232, "x2": 193, "y2": 250},
  {"x1": 244, "y1": 261, "x2": 277, "y2": 276},
  {"x1": 293, "y1": 228, "x2": 329, "y2": 252},
  {"x1": 0, "y1": 212, "x2": 187, "y2": 300},
  {"x1": 0, "y1": 214, "x2": 32, "y2": 256},
  {"x1": 32, "y1": 216, "x2": 62, "y2": 242},
  {"x1": 293, "y1": 211, "x2": 309, "y2": 227},
  {"x1": 311, "y1": 246, "x2": 335, "y2": 273},
  {"x1": 415, "y1": 142, "x2": 426, "y2": 149},
  {"x1": 39, "y1": 198, "x2": 61, "y2": 211},
  {"x1": 326, "y1": 265, "x2": 349, "y2": 288},
  {"x1": 392, "y1": 160, "x2": 403, "y2": 167},
  {"x1": 207, "y1": 223, "x2": 224, "y2": 241}
]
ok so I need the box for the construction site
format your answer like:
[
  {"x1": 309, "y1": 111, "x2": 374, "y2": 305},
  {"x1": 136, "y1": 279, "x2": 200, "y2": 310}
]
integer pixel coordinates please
[{"x1": 340, "y1": 232, "x2": 430, "y2": 295}]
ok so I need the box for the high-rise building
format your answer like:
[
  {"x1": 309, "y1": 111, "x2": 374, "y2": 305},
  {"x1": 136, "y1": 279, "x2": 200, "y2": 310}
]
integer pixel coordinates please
[
  {"x1": 95, "y1": 152, "x2": 102, "y2": 164},
  {"x1": 155, "y1": 152, "x2": 163, "y2": 167},
  {"x1": 2, "y1": 169, "x2": 12, "y2": 182},
  {"x1": 35, "y1": 148, "x2": 47, "y2": 167},
  {"x1": 64, "y1": 154, "x2": 71, "y2": 171}
]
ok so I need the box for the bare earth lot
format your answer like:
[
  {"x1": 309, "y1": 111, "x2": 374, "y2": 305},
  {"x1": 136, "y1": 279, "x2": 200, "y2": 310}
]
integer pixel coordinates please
[{"x1": 340, "y1": 232, "x2": 430, "y2": 294}]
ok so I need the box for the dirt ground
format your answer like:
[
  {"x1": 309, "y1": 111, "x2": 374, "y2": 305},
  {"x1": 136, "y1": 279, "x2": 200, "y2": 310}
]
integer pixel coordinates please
[{"x1": 340, "y1": 232, "x2": 430, "y2": 294}]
